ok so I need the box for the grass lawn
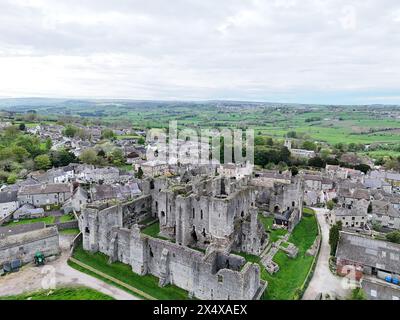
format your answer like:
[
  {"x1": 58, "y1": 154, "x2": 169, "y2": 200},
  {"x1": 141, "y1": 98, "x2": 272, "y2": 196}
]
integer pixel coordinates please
[
  {"x1": 60, "y1": 228, "x2": 80, "y2": 235},
  {"x1": 59, "y1": 214, "x2": 76, "y2": 223},
  {"x1": 141, "y1": 222, "x2": 172, "y2": 241},
  {"x1": 141, "y1": 222, "x2": 161, "y2": 237},
  {"x1": 5, "y1": 216, "x2": 55, "y2": 226},
  {"x1": 0, "y1": 287, "x2": 114, "y2": 300},
  {"x1": 70, "y1": 245, "x2": 190, "y2": 300},
  {"x1": 261, "y1": 209, "x2": 318, "y2": 300},
  {"x1": 258, "y1": 215, "x2": 288, "y2": 243}
]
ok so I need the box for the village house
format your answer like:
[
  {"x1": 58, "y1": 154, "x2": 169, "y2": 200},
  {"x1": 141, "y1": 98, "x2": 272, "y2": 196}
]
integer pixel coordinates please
[
  {"x1": 0, "y1": 191, "x2": 18, "y2": 220},
  {"x1": 284, "y1": 139, "x2": 316, "y2": 159},
  {"x1": 217, "y1": 162, "x2": 253, "y2": 180},
  {"x1": 75, "y1": 165, "x2": 121, "y2": 184},
  {"x1": 62, "y1": 186, "x2": 89, "y2": 214},
  {"x1": 337, "y1": 186, "x2": 371, "y2": 215},
  {"x1": 139, "y1": 160, "x2": 170, "y2": 177},
  {"x1": 18, "y1": 183, "x2": 72, "y2": 210},
  {"x1": 13, "y1": 204, "x2": 45, "y2": 220},
  {"x1": 328, "y1": 207, "x2": 367, "y2": 229}
]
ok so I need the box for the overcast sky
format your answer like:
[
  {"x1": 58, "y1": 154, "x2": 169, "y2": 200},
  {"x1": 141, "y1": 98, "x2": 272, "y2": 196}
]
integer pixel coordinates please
[{"x1": 1, "y1": 0, "x2": 400, "y2": 104}]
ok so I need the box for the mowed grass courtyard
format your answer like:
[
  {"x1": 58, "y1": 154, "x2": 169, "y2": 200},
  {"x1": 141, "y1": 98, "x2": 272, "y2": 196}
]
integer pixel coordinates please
[
  {"x1": 0, "y1": 286, "x2": 114, "y2": 300},
  {"x1": 241, "y1": 208, "x2": 319, "y2": 300},
  {"x1": 262, "y1": 208, "x2": 318, "y2": 300},
  {"x1": 69, "y1": 245, "x2": 190, "y2": 300}
]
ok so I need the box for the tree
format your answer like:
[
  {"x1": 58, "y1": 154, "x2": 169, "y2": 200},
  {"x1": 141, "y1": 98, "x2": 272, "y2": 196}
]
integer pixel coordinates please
[
  {"x1": 63, "y1": 125, "x2": 78, "y2": 138},
  {"x1": 109, "y1": 148, "x2": 125, "y2": 166},
  {"x1": 19, "y1": 123, "x2": 26, "y2": 131},
  {"x1": 302, "y1": 140, "x2": 317, "y2": 151},
  {"x1": 11, "y1": 146, "x2": 30, "y2": 163},
  {"x1": 16, "y1": 135, "x2": 42, "y2": 158},
  {"x1": 329, "y1": 221, "x2": 342, "y2": 256},
  {"x1": 355, "y1": 164, "x2": 371, "y2": 174},
  {"x1": 97, "y1": 149, "x2": 106, "y2": 158},
  {"x1": 50, "y1": 149, "x2": 77, "y2": 167},
  {"x1": 327, "y1": 200, "x2": 335, "y2": 210},
  {"x1": 290, "y1": 166, "x2": 299, "y2": 177},
  {"x1": 286, "y1": 131, "x2": 297, "y2": 138},
  {"x1": 34, "y1": 154, "x2": 51, "y2": 170},
  {"x1": 138, "y1": 136, "x2": 145, "y2": 145},
  {"x1": 266, "y1": 137, "x2": 274, "y2": 146},
  {"x1": 308, "y1": 157, "x2": 326, "y2": 168},
  {"x1": 136, "y1": 167, "x2": 144, "y2": 179},
  {"x1": 347, "y1": 288, "x2": 366, "y2": 300},
  {"x1": 79, "y1": 148, "x2": 98, "y2": 165},
  {"x1": 101, "y1": 129, "x2": 116, "y2": 140},
  {"x1": 45, "y1": 137, "x2": 52, "y2": 151},
  {"x1": 386, "y1": 231, "x2": 400, "y2": 244},
  {"x1": 7, "y1": 173, "x2": 17, "y2": 184},
  {"x1": 372, "y1": 221, "x2": 382, "y2": 232}
]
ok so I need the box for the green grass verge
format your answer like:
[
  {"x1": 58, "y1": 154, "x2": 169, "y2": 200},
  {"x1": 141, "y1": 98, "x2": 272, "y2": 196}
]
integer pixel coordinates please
[
  {"x1": 70, "y1": 245, "x2": 190, "y2": 300},
  {"x1": 0, "y1": 286, "x2": 114, "y2": 300},
  {"x1": 5, "y1": 216, "x2": 55, "y2": 226}
]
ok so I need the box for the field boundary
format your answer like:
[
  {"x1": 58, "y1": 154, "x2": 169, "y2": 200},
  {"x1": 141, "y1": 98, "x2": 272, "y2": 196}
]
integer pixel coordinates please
[{"x1": 68, "y1": 257, "x2": 156, "y2": 300}]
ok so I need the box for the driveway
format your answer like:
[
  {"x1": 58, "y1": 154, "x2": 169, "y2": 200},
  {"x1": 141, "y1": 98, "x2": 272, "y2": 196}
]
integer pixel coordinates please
[
  {"x1": 0, "y1": 235, "x2": 139, "y2": 300},
  {"x1": 302, "y1": 208, "x2": 349, "y2": 300}
]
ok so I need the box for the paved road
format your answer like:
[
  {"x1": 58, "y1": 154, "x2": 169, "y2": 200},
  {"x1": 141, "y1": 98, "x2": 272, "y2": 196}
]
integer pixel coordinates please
[
  {"x1": 302, "y1": 208, "x2": 349, "y2": 300},
  {"x1": 0, "y1": 235, "x2": 139, "y2": 300}
]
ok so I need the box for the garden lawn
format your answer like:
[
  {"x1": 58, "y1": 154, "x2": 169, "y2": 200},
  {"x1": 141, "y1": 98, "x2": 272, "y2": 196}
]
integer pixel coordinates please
[
  {"x1": 70, "y1": 245, "x2": 190, "y2": 300},
  {"x1": 59, "y1": 214, "x2": 76, "y2": 223},
  {"x1": 262, "y1": 209, "x2": 318, "y2": 300},
  {"x1": 0, "y1": 287, "x2": 114, "y2": 300},
  {"x1": 5, "y1": 216, "x2": 55, "y2": 226},
  {"x1": 258, "y1": 215, "x2": 288, "y2": 243}
]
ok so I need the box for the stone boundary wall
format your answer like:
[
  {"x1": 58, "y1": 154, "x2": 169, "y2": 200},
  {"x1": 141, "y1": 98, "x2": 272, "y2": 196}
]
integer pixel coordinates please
[{"x1": 48, "y1": 220, "x2": 79, "y2": 231}]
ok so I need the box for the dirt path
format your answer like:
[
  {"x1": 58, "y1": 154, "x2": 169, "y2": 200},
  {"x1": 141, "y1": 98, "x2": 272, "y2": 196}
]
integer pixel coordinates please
[
  {"x1": 0, "y1": 235, "x2": 139, "y2": 300},
  {"x1": 302, "y1": 208, "x2": 349, "y2": 300}
]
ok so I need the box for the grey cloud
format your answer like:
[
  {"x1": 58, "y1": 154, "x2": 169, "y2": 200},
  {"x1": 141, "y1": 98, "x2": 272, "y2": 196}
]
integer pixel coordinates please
[{"x1": 0, "y1": 0, "x2": 399, "y2": 103}]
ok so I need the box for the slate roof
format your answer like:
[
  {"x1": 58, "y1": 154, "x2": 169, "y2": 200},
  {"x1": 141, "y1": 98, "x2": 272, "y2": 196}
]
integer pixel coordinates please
[
  {"x1": 362, "y1": 277, "x2": 400, "y2": 300},
  {"x1": 19, "y1": 183, "x2": 71, "y2": 195},
  {"x1": 334, "y1": 207, "x2": 367, "y2": 217},
  {"x1": 338, "y1": 188, "x2": 370, "y2": 200},
  {"x1": 0, "y1": 191, "x2": 18, "y2": 203},
  {"x1": 336, "y1": 232, "x2": 400, "y2": 274}
]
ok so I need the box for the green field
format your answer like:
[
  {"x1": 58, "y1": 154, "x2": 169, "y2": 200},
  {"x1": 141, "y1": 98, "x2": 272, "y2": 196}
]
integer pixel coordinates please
[
  {"x1": 0, "y1": 287, "x2": 114, "y2": 300},
  {"x1": 8, "y1": 103, "x2": 400, "y2": 148},
  {"x1": 69, "y1": 245, "x2": 190, "y2": 300}
]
